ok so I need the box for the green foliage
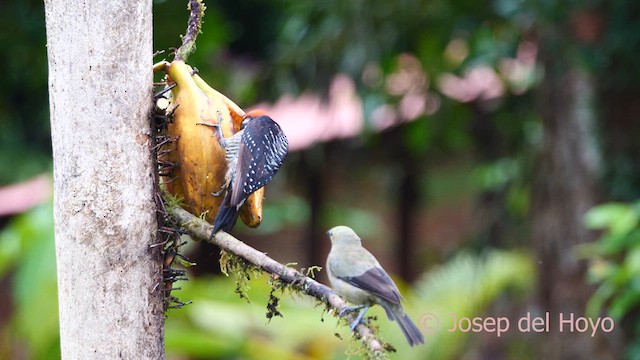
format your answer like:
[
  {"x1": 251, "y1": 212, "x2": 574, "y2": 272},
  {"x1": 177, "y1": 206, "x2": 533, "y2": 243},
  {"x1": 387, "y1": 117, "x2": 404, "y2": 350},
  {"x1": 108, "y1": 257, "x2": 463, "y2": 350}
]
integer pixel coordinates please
[
  {"x1": 154, "y1": 0, "x2": 257, "y2": 104},
  {"x1": 239, "y1": 194, "x2": 310, "y2": 234},
  {"x1": 582, "y1": 201, "x2": 640, "y2": 359},
  {"x1": 474, "y1": 158, "x2": 520, "y2": 191},
  {"x1": 473, "y1": 157, "x2": 530, "y2": 219},
  {"x1": 577, "y1": 201, "x2": 640, "y2": 359},
  {"x1": 164, "y1": 274, "x2": 348, "y2": 359},
  {"x1": 581, "y1": 201, "x2": 640, "y2": 319},
  {"x1": 409, "y1": 249, "x2": 535, "y2": 359},
  {"x1": 0, "y1": 202, "x2": 59, "y2": 359},
  {"x1": 0, "y1": 0, "x2": 52, "y2": 185},
  {"x1": 323, "y1": 203, "x2": 381, "y2": 239}
]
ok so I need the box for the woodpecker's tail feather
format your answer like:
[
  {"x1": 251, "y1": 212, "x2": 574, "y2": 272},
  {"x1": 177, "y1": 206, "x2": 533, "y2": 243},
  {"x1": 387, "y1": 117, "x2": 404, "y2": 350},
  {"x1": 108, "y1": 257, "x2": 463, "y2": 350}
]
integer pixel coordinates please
[
  {"x1": 212, "y1": 191, "x2": 241, "y2": 236},
  {"x1": 213, "y1": 205, "x2": 240, "y2": 234},
  {"x1": 382, "y1": 302, "x2": 425, "y2": 347}
]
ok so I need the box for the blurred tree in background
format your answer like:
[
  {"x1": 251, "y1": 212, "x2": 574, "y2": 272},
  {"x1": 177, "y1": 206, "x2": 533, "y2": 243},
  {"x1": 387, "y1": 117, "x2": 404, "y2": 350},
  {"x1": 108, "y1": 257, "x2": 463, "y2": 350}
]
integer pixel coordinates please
[
  {"x1": 2, "y1": 0, "x2": 640, "y2": 358},
  {"x1": 0, "y1": 0, "x2": 50, "y2": 184}
]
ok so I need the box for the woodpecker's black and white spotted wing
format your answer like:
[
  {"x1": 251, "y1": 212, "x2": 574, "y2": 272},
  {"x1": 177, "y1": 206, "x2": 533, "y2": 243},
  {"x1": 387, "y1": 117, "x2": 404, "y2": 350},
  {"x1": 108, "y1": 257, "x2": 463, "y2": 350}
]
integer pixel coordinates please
[{"x1": 229, "y1": 116, "x2": 289, "y2": 206}]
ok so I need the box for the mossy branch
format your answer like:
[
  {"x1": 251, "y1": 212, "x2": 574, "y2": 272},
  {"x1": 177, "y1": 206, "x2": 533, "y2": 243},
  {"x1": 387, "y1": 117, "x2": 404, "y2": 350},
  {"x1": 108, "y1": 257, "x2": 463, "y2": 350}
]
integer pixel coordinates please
[
  {"x1": 175, "y1": 0, "x2": 206, "y2": 62},
  {"x1": 168, "y1": 205, "x2": 387, "y2": 357}
]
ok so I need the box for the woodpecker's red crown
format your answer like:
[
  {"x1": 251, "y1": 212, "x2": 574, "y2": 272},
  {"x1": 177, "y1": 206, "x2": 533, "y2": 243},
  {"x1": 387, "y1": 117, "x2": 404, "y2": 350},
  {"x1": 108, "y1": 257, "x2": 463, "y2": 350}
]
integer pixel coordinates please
[{"x1": 244, "y1": 109, "x2": 270, "y2": 120}]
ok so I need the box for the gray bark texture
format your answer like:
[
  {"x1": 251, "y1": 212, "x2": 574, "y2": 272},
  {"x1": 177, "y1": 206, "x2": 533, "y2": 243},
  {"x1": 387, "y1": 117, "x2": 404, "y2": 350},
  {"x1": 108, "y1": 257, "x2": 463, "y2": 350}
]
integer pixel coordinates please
[
  {"x1": 532, "y1": 57, "x2": 618, "y2": 358},
  {"x1": 44, "y1": 0, "x2": 164, "y2": 358}
]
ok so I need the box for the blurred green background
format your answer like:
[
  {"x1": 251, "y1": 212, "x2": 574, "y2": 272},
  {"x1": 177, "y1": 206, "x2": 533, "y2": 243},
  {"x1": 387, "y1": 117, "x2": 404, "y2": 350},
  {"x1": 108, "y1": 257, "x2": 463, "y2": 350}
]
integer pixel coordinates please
[{"x1": 3, "y1": 0, "x2": 640, "y2": 358}]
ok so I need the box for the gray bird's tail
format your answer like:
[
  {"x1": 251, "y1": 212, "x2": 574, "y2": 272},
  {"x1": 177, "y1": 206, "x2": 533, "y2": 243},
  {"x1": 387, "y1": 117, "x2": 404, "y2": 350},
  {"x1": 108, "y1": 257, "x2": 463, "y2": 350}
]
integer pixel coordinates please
[{"x1": 382, "y1": 302, "x2": 425, "y2": 347}]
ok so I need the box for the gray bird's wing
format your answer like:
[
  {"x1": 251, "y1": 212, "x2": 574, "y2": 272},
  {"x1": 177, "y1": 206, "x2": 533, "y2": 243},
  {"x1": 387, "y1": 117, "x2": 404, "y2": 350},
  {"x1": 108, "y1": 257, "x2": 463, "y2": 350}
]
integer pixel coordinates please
[{"x1": 339, "y1": 267, "x2": 404, "y2": 305}]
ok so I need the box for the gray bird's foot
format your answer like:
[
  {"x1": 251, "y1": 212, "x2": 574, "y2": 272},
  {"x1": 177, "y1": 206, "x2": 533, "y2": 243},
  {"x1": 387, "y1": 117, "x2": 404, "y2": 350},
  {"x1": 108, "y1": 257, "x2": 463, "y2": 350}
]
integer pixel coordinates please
[
  {"x1": 350, "y1": 306, "x2": 370, "y2": 331},
  {"x1": 339, "y1": 305, "x2": 369, "y2": 331},
  {"x1": 338, "y1": 305, "x2": 364, "y2": 317}
]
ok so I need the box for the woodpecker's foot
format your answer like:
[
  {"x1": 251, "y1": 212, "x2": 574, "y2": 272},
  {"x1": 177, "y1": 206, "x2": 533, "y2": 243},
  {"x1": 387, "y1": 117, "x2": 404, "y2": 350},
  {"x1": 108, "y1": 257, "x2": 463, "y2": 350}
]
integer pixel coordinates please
[
  {"x1": 196, "y1": 122, "x2": 219, "y2": 128},
  {"x1": 196, "y1": 120, "x2": 225, "y2": 143},
  {"x1": 348, "y1": 306, "x2": 370, "y2": 332},
  {"x1": 211, "y1": 186, "x2": 226, "y2": 197},
  {"x1": 196, "y1": 122, "x2": 221, "y2": 140}
]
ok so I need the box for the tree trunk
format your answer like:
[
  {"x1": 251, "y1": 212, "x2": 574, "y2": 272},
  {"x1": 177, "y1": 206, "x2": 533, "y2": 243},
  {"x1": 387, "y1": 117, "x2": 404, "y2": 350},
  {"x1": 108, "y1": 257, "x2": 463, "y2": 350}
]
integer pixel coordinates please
[
  {"x1": 531, "y1": 52, "x2": 617, "y2": 359},
  {"x1": 44, "y1": 0, "x2": 163, "y2": 358}
]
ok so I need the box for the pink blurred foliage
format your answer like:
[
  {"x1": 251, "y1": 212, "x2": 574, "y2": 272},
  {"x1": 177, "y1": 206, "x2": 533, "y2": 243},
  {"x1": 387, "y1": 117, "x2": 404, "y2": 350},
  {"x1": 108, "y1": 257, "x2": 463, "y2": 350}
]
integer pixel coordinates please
[
  {"x1": 439, "y1": 40, "x2": 538, "y2": 102},
  {"x1": 372, "y1": 53, "x2": 439, "y2": 130},
  {"x1": 252, "y1": 74, "x2": 364, "y2": 151},
  {"x1": 438, "y1": 66, "x2": 505, "y2": 103},
  {"x1": 0, "y1": 174, "x2": 52, "y2": 216},
  {"x1": 252, "y1": 52, "x2": 456, "y2": 150}
]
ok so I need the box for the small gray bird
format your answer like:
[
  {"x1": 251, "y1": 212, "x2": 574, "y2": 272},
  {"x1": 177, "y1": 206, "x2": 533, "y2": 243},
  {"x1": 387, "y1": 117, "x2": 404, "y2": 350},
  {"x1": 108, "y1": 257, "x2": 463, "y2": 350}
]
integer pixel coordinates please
[{"x1": 326, "y1": 225, "x2": 424, "y2": 346}]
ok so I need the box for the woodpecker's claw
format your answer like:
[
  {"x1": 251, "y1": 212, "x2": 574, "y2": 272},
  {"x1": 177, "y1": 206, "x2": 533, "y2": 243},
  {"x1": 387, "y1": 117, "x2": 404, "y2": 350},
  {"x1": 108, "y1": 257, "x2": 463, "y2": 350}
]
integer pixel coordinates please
[
  {"x1": 196, "y1": 120, "x2": 225, "y2": 143},
  {"x1": 195, "y1": 122, "x2": 219, "y2": 128},
  {"x1": 211, "y1": 190, "x2": 223, "y2": 197}
]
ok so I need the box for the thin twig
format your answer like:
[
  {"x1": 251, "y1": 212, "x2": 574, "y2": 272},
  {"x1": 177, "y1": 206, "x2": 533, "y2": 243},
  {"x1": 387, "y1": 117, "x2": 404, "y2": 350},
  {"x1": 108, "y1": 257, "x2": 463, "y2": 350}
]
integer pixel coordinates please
[
  {"x1": 175, "y1": 0, "x2": 205, "y2": 62},
  {"x1": 168, "y1": 205, "x2": 386, "y2": 356}
]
